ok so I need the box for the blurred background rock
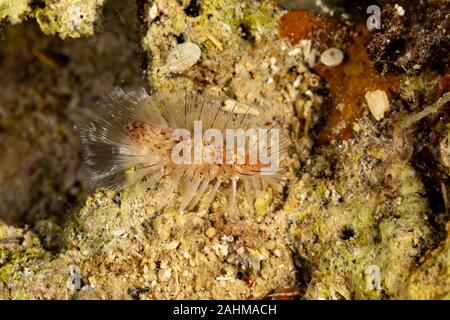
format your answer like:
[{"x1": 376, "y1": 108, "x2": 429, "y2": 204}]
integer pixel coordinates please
[{"x1": 0, "y1": 0, "x2": 141, "y2": 224}]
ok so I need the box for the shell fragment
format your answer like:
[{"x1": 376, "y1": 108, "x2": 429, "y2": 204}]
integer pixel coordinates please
[
  {"x1": 320, "y1": 48, "x2": 344, "y2": 67},
  {"x1": 365, "y1": 90, "x2": 390, "y2": 121},
  {"x1": 165, "y1": 42, "x2": 201, "y2": 73}
]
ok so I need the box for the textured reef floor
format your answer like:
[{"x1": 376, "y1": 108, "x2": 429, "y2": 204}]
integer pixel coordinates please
[{"x1": 0, "y1": 0, "x2": 449, "y2": 299}]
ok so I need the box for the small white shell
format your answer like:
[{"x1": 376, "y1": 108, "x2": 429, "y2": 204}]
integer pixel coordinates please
[
  {"x1": 66, "y1": 265, "x2": 82, "y2": 290},
  {"x1": 365, "y1": 90, "x2": 390, "y2": 121},
  {"x1": 320, "y1": 48, "x2": 344, "y2": 67},
  {"x1": 165, "y1": 42, "x2": 201, "y2": 73}
]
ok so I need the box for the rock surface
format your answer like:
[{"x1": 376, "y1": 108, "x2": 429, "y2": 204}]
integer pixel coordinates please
[{"x1": 0, "y1": 0, "x2": 448, "y2": 300}]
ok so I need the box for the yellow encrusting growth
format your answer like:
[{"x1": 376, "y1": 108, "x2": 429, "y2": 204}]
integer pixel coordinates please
[
  {"x1": 0, "y1": 0, "x2": 32, "y2": 24},
  {"x1": 35, "y1": 0, "x2": 105, "y2": 39}
]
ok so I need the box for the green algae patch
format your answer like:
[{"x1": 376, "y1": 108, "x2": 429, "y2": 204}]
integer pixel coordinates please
[
  {"x1": 0, "y1": 263, "x2": 13, "y2": 283},
  {"x1": 242, "y1": 4, "x2": 278, "y2": 40}
]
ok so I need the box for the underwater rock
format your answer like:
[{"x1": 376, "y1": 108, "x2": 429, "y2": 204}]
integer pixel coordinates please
[
  {"x1": 1, "y1": 0, "x2": 449, "y2": 301},
  {"x1": 0, "y1": 0, "x2": 105, "y2": 39},
  {"x1": 367, "y1": 1, "x2": 450, "y2": 74}
]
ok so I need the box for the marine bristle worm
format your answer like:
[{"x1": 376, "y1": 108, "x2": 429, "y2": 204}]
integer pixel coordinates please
[{"x1": 80, "y1": 87, "x2": 288, "y2": 212}]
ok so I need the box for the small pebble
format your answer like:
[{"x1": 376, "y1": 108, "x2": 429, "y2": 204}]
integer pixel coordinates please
[
  {"x1": 165, "y1": 42, "x2": 201, "y2": 73},
  {"x1": 165, "y1": 241, "x2": 180, "y2": 250},
  {"x1": 158, "y1": 268, "x2": 172, "y2": 281},
  {"x1": 320, "y1": 48, "x2": 344, "y2": 67}
]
